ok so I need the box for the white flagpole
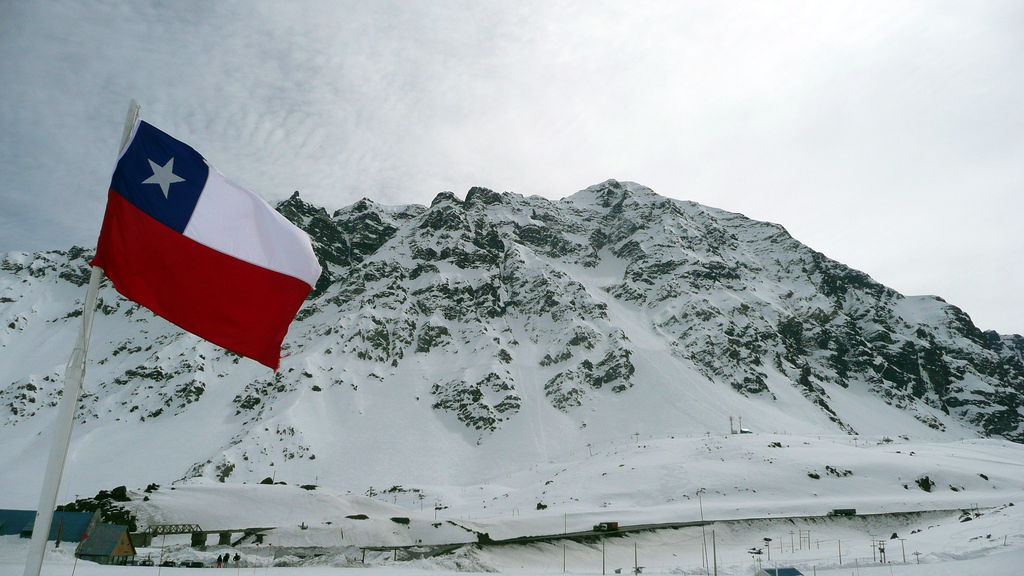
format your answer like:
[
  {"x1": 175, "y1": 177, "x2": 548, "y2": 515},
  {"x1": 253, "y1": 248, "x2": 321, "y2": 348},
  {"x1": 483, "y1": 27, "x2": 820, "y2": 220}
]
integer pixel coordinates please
[{"x1": 23, "y1": 100, "x2": 140, "y2": 576}]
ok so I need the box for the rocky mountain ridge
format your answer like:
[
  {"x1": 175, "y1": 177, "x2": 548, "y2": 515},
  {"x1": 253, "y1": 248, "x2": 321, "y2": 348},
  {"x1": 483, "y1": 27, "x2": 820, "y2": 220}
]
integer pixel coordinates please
[{"x1": 1, "y1": 180, "x2": 1022, "y2": 496}]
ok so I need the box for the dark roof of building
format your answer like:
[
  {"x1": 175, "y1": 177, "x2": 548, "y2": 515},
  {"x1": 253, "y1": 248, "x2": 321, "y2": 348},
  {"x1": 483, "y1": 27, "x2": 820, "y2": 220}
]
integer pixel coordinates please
[
  {"x1": 77, "y1": 524, "x2": 131, "y2": 557},
  {"x1": 762, "y1": 569, "x2": 805, "y2": 576},
  {"x1": 0, "y1": 509, "x2": 95, "y2": 542}
]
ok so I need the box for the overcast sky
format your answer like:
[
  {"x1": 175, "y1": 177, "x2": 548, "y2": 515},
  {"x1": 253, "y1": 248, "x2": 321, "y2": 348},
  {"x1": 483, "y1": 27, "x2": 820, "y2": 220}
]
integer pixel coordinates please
[{"x1": 1, "y1": 1, "x2": 1022, "y2": 334}]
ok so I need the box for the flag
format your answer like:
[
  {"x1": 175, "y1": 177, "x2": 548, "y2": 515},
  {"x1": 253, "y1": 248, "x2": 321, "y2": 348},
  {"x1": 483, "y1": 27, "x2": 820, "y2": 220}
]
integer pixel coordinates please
[{"x1": 91, "y1": 119, "x2": 322, "y2": 370}]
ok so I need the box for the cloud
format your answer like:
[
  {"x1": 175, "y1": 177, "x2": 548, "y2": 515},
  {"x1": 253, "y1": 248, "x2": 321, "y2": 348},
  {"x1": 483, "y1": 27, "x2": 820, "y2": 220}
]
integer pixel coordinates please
[{"x1": 1, "y1": 1, "x2": 1022, "y2": 333}]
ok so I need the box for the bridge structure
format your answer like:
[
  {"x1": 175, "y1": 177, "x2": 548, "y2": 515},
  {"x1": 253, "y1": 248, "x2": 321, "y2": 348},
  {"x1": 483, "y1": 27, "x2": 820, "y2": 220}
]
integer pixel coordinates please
[
  {"x1": 147, "y1": 523, "x2": 202, "y2": 536},
  {"x1": 133, "y1": 524, "x2": 273, "y2": 548}
]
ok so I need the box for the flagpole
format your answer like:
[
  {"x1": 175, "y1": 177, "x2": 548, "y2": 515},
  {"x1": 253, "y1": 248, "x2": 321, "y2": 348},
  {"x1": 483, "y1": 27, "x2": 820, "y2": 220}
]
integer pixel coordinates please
[{"x1": 23, "y1": 100, "x2": 140, "y2": 576}]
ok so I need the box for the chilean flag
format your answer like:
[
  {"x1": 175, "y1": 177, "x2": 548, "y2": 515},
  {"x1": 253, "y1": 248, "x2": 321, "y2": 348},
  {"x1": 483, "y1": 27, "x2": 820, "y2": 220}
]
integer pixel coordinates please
[{"x1": 91, "y1": 119, "x2": 322, "y2": 370}]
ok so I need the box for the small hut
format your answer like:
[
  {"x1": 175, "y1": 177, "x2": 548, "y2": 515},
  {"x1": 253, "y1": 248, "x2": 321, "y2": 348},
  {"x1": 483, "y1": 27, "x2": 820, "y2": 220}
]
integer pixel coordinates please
[{"x1": 76, "y1": 523, "x2": 137, "y2": 566}]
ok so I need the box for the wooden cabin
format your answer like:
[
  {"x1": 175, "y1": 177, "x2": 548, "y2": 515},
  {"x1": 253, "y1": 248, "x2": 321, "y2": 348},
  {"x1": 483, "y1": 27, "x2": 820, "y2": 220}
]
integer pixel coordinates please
[{"x1": 76, "y1": 523, "x2": 137, "y2": 566}]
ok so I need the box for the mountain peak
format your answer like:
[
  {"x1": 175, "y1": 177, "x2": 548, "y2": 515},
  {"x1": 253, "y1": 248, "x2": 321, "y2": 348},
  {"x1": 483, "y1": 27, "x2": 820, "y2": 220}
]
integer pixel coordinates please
[
  {"x1": 563, "y1": 179, "x2": 660, "y2": 210},
  {"x1": 465, "y1": 186, "x2": 503, "y2": 207},
  {"x1": 430, "y1": 191, "x2": 463, "y2": 207},
  {"x1": 275, "y1": 190, "x2": 331, "y2": 226}
]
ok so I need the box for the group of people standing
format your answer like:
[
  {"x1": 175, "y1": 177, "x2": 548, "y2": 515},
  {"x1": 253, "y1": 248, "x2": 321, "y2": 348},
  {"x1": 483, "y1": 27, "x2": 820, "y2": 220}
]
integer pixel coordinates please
[{"x1": 215, "y1": 552, "x2": 241, "y2": 568}]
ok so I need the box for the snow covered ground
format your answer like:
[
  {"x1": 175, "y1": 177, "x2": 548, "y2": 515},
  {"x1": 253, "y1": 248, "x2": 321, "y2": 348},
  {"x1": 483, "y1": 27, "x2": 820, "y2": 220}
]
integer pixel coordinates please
[
  {"x1": 4, "y1": 504, "x2": 1024, "y2": 575},
  {"x1": 4, "y1": 433, "x2": 1023, "y2": 575}
]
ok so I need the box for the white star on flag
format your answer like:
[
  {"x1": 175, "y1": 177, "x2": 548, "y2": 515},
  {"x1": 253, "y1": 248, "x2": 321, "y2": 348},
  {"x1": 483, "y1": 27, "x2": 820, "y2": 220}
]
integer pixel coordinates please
[{"x1": 143, "y1": 157, "x2": 185, "y2": 198}]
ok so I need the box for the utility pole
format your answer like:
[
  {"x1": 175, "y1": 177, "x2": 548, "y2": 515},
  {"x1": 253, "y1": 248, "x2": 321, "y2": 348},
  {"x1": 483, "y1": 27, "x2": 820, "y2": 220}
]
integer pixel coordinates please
[
  {"x1": 602, "y1": 539, "x2": 606, "y2": 575},
  {"x1": 712, "y1": 530, "x2": 718, "y2": 576},
  {"x1": 634, "y1": 543, "x2": 638, "y2": 575},
  {"x1": 790, "y1": 531, "x2": 795, "y2": 553},
  {"x1": 699, "y1": 493, "x2": 709, "y2": 572},
  {"x1": 838, "y1": 539, "x2": 842, "y2": 565},
  {"x1": 913, "y1": 551, "x2": 921, "y2": 564},
  {"x1": 898, "y1": 538, "x2": 906, "y2": 563},
  {"x1": 764, "y1": 538, "x2": 771, "y2": 562}
]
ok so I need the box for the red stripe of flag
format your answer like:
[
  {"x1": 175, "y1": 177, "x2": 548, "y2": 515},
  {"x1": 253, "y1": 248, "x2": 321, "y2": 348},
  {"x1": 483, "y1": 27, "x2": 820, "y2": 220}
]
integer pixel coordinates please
[{"x1": 92, "y1": 190, "x2": 311, "y2": 369}]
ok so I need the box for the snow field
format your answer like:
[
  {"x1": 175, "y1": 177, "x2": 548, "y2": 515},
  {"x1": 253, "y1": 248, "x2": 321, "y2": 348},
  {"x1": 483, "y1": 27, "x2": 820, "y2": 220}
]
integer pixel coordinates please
[{"x1": 5, "y1": 433, "x2": 1023, "y2": 574}]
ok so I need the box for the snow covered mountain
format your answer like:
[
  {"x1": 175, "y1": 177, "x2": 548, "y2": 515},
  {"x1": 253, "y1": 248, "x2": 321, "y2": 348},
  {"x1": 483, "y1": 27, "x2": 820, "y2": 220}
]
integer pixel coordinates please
[{"x1": 1, "y1": 180, "x2": 1022, "y2": 505}]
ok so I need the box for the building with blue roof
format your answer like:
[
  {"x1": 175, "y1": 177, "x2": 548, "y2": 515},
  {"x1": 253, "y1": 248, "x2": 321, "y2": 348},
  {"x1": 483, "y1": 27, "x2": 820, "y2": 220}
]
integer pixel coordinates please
[
  {"x1": 0, "y1": 509, "x2": 99, "y2": 543},
  {"x1": 756, "y1": 568, "x2": 805, "y2": 576}
]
